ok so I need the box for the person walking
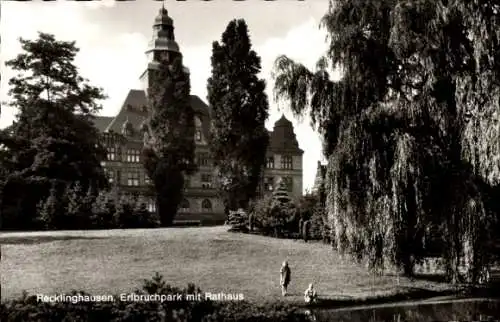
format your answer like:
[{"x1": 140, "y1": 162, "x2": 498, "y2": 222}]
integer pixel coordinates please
[
  {"x1": 280, "y1": 260, "x2": 291, "y2": 296},
  {"x1": 304, "y1": 283, "x2": 317, "y2": 304}
]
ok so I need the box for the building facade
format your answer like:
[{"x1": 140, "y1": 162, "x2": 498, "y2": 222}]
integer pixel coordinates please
[{"x1": 93, "y1": 7, "x2": 303, "y2": 222}]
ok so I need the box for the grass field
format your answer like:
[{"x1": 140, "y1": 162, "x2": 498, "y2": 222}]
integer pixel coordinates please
[{"x1": 0, "y1": 226, "x2": 455, "y2": 304}]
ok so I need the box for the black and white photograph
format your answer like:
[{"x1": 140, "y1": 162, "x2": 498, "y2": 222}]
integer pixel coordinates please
[{"x1": 1, "y1": 0, "x2": 499, "y2": 321}]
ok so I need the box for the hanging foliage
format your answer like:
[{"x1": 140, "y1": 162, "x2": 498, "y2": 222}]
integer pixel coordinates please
[{"x1": 273, "y1": 0, "x2": 500, "y2": 283}]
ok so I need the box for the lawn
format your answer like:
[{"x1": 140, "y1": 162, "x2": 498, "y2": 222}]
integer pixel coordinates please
[{"x1": 0, "y1": 226, "x2": 455, "y2": 304}]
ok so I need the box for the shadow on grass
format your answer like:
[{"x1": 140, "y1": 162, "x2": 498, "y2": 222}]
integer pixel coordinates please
[
  {"x1": 301, "y1": 287, "x2": 462, "y2": 310},
  {"x1": 412, "y1": 269, "x2": 500, "y2": 298},
  {"x1": 0, "y1": 236, "x2": 109, "y2": 245}
]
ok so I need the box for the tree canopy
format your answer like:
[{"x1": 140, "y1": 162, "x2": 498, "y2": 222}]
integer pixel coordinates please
[
  {"x1": 273, "y1": 0, "x2": 500, "y2": 283},
  {"x1": 142, "y1": 57, "x2": 196, "y2": 226},
  {"x1": 0, "y1": 32, "x2": 108, "y2": 229},
  {"x1": 207, "y1": 19, "x2": 270, "y2": 212}
]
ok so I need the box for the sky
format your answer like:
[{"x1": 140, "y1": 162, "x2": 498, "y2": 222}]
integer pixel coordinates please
[{"x1": 0, "y1": 0, "x2": 334, "y2": 193}]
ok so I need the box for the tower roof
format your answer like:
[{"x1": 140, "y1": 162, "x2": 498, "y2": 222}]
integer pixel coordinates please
[
  {"x1": 275, "y1": 114, "x2": 293, "y2": 128},
  {"x1": 268, "y1": 114, "x2": 303, "y2": 154},
  {"x1": 154, "y1": 7, "x2": 173, "y2": 27},
  {"x1": 147, "y1": 5, "x2": 180, "y2": 54}
]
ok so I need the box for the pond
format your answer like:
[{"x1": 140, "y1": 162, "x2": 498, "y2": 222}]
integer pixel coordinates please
[{"x1": 311, "y1": 299, "x2": 500, "y2": 322}]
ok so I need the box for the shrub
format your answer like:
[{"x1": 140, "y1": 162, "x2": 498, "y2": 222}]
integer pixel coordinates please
[
  {"x1": 134, "y1": 197, "x2": 161, "y2": 228},
  {"x1": 249, "y1": 194, "x2": 297, "y2": 238},
  {"x1": 90, "y1": 189, "x2": 117, "y2": 229},
  {"x1": 0, "y1": 273, "x2": 309, "y2": 322},
  {"x1": 113, "y1": 195, "x2": 138, "y2": 228},
  {"x1": 66, "y1": 183, "x2": 96, "y2": 230},
  {"x1": 295, "y1": 194, "x2": 329, "y2": 242},
  {"x1": 227, "y1": 209, "x2": 249, "y2": 232},
  {"x1": 203, "y1": 302, "x2": 309, "y2": 322},
  {"x1": 36, "y1": 184, "x2": 68, "y2": 230}
]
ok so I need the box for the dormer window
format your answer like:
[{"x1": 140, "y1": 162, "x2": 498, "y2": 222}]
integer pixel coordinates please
[{"x1": 122, "y1": 119, "x2": 134, "y2": 137}]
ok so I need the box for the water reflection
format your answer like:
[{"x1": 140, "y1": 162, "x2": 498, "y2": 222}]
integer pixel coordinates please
[{"x1": 313, "y1": 300, "x2": 500, "y2": 322}]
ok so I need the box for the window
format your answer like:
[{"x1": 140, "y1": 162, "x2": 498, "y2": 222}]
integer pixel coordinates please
[
  {"x1": 202, "y1": 199, "x2": 212, "y2": 212},
  {"x1": 144, "y1": 173, "x2": 152, "y2": 185},
  {"x1": 104, "y1": 169, "x2": 115, "y2": 184},
  {"x1": 184, "y1": 177, "x2": 191, "y2": 189},
  {"x1": 264, "y1": 177, "x2": 274, "y2": 192},
  {"x1": 127, "y1": 171, "x2": 140, "y2": 186},
  {"x1": 195, "y1": 130, "x2": 202, "y2": 141},
  {"x1": 179, "y1": 199, "x2": 190, "y2": 212},
  {"x1": 127, "y1": 149, "x2": 140, "y2": 163},
  {"x1": 201, "y1": 174, "x2": 212, "y2": 189},
  {"x1": 147, "y1": 199, "x2": 156, "y2": 212},
  {"x1": 281, "y1": 155, "x2": 293, "y2": 170},
  {"x1": 107, "y1": 147, "x2": 117, "y2": 161},
  {"x1": 197, "y1": 153, "x2": 209, "y2": 167},
  {"x1": 266, "y1": 156, "x2": 275, "y2": 169}
]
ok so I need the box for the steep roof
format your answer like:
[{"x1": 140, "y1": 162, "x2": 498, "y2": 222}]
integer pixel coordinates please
[
  {"x1": 275, "y1": 114, "x2": 293, "y2": 127},
  {"x1": 91, "y1": 89, "x2": 211, "y2": 140},
  {"x1": 268, "y1": 114, "x2": 303, "y2": 154},
  {"x1": 92, "y1": 116, "x2": 115, "y2": 132},
  {"x1": 105, "y1": 90, "x2": 148, "y2": 135}
]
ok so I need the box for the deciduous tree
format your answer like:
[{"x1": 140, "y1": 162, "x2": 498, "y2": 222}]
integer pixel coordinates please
[
  {"x1": 0, "y1": 33, "x2": 108, "y2": 229},
  {"x1": 273, "y1": 0, "x2": 500, "y2": 283},
  {"x1": 207, "y1": 19, "x2": 270, "y2": 213}
]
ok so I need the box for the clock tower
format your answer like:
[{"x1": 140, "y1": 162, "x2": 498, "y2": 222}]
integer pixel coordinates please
[{"x1": 140, "y1": 5, "x2": 185, "y2": 93}]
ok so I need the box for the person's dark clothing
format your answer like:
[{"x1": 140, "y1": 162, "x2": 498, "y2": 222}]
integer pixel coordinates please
[
  {"x1": 280, "y1": 265, "x2": 291, "y2": 286},
  {"x1": 303, "y1": 220, "x2": 310, "y2": 242}
]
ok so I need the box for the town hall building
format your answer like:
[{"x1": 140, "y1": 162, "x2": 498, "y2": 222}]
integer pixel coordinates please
[{"x1": 92, "y1": 7, "x2": 303, "y2": 223}]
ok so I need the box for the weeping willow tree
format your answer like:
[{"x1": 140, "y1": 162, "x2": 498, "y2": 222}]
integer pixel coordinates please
[{"x1": 273, "y1": 0, "x2": 500, "y2": 283}]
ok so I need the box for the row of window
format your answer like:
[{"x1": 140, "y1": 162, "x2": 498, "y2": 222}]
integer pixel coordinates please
[
  {"x1": 118, "y1": 196, "x2": 214, "y2": 213},
  {"x1": 121, "y1": 193, "x2": 156, "y2": 212},
  {"x1": 263, "y1": 176, "x2": 294, "y2": 192},
  {"x1": 106, "y1": 148, "x2": 296, "y2": 170},
  {"x1": 104, "y1": 169, "x2": 151, "y2": 186},
  {"x1": 107, "y1": 148, "x2": 141, "y2": 163},
  {"x1": 105, "y1": 169, "x2": 215, "y2": 188},
  {"x1": 106, "y1": 148, "x2": 212, "y2": 167},
  {"x1": 266, "y1": 156, "x2": 293, "y2": 170},
  {"x1": 178, "y1": 198, "x2": 213, "y2": 212}
]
